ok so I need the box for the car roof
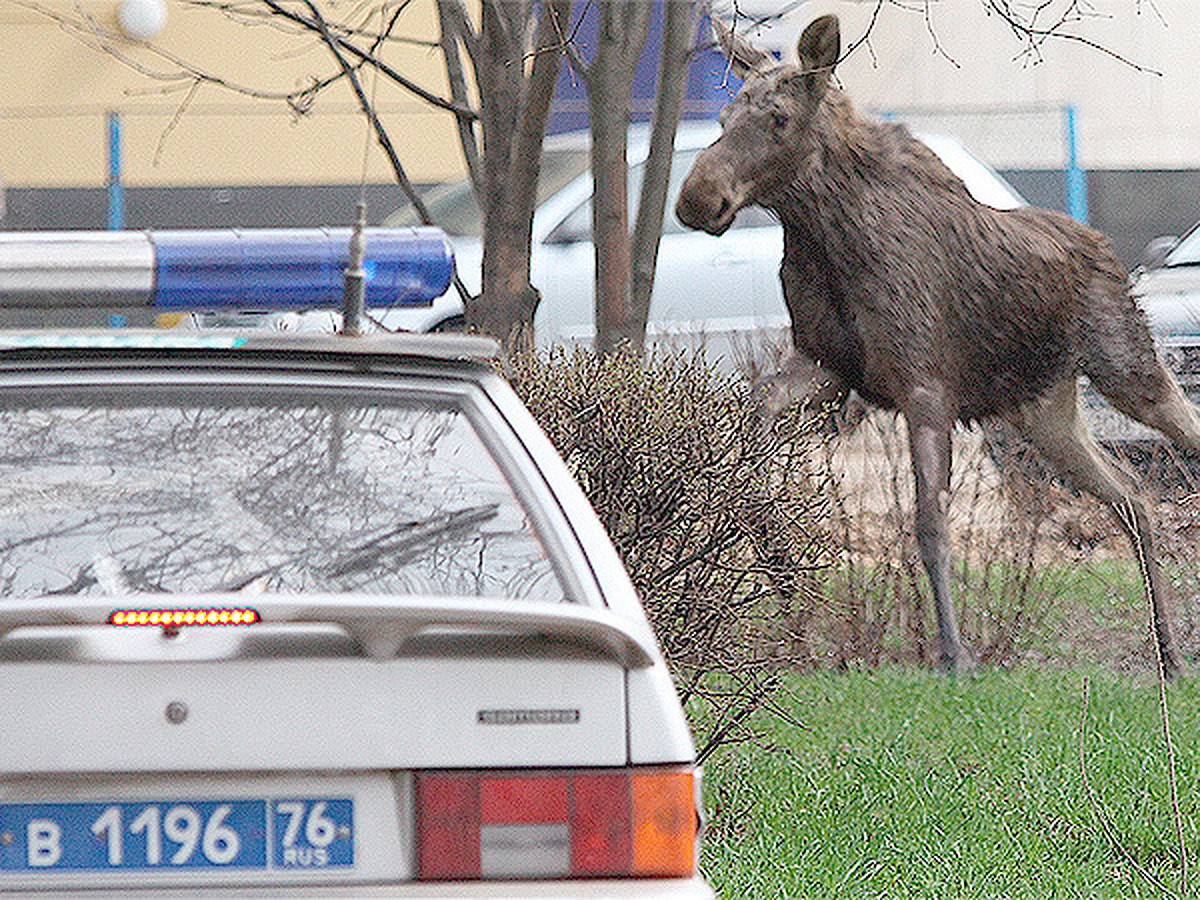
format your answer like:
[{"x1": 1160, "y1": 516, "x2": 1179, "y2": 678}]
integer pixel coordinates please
[
  {"x1": 0, "y1": 329, "x2": 502, "y2": 368},
  {"x1": 542, "y1": 119, "x2": 720, "y2": 160}
]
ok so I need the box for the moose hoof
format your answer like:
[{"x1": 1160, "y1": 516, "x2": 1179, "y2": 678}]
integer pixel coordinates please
[
  {"x1": 1159, "y1": 651, "x2": 1185, "y2": 681},
  {"x1": 939, "y1": 649, "x2": 977, "y2": 676}
]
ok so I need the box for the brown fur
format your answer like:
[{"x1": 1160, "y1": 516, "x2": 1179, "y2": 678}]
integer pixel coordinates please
[{"x1": 677, "y1": 15, "x2": 1199, "y2": 674}]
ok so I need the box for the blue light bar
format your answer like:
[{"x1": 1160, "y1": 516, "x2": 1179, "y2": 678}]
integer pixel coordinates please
[
  {"x1": 152, "y1": 228, "x2": 453, "y2": 310},
  {"x1": 0, "y1": 228, "x2": 454, "y2": 310}
]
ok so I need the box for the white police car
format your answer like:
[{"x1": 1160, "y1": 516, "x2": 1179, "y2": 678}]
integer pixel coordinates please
[{"x1": 0, "y1": 229, "x2": 711, "y2": 897}]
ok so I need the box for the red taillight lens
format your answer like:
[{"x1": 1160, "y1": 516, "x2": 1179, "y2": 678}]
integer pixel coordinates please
[
  {"x1": 415, "y1": 775, "x2": 480, "y2": 880},
  {"x1": 415, "y1": 767, "x2": 699, "y2": 881},
  {"x1": 570, "y1": 772, "x2": 631, "y2": 876}
]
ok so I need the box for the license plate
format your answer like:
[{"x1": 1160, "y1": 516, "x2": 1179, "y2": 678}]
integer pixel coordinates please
[{"x1": 0, "y1": 798, "x2": 353, "y2": 872}]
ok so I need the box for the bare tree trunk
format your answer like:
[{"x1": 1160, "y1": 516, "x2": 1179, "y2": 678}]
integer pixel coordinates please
[
  {"x1": 473, "y1": 1, "x2": 532, "y2": 349},
  {"x1": 630, "y1": 0, "x2": 698, "y2": 350},
  {"x1": 584, "y1": 0, "x2": 653, "y2": 356},
  {"x1": 448, "y1": 0, "x2": 571, "y2": 352}
]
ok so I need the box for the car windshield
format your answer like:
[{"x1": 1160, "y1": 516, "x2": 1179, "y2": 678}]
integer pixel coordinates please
[
  {"x1": 387, "y1": 147, "x2": 592, "y2": 236},
  {"x1": 1166, "y1": 226, "x2": 1200, "y2": 267},
  {"x1": 0, "y1": 383, "x2": 567, "y2": 602}
]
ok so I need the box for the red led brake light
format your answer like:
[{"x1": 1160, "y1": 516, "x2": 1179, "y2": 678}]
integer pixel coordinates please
[{"x1": 108, "y1": 608, "x2": 261, "y2": 627}]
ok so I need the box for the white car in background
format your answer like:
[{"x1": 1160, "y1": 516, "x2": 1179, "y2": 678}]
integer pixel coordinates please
[
  {"x1": 378, "y1": 122, "x2": 1026, "y2": 364},
  {"x1": 1135, "y1": 221, "x2": 1200, "y2": 338}
]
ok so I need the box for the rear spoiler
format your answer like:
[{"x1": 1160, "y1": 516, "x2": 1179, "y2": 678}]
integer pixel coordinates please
[
  {"x1": 0, "y1": 594, "x2": 658, "y2": 669},
  {"x1": 0, "y1": 227, "x2": 454, "y2": 310}
]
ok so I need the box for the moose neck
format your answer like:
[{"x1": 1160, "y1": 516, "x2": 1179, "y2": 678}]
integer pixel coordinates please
[
  {"x1": 762, "y1": 91, "x2": 877, "y2": 228},
  {"x1": 760, "y1": 89, "x2": 981, "y2": 285},
  {"x1": 754, "y1": 95, "x2": 880, "y2": 286}
]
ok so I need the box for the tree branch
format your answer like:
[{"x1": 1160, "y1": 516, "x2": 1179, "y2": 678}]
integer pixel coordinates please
[
  {"x1": 13, "y1": 0, "x2": 309, "y2": 103},
  {"x1": 437, "y1": 0, "x2": 483, "y2": 199},
  {"x1": 278, "y1": 0, "x2": 427, "y2": 213},
  {"x1": 252, "y1": 0, "x2": 480, "y2": 118}
]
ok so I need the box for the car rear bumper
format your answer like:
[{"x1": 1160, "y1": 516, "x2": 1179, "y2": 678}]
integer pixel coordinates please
[{"x1": 21, "y1": 875, "x2": 715, "y2": 898}]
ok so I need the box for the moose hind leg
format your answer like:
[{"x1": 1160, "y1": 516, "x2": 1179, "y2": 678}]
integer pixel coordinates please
[
  {"x1": 1081, "y1": 289, "x2": 1200, "y2": 455},
  {"x1": 1101, "y1": 361, "x2": 1200, "y2": 457},
  {"x1": 906, "y1": 415, "x2": 974, "y2": 673},
  {"x1": 1010, "y1": 379, "x2": 1184, "y2": 677}
]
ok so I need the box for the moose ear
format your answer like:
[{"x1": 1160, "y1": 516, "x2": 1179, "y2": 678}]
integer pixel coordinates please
[
  {"x1": 712, "y1": 15, "x2": 772, "y2": 79},
  {"x1": 797, "y1": 15, "x2": 840, "y2": 75}
]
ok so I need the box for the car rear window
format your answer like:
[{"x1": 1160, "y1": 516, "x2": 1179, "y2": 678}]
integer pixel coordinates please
[{"x1": 0, "y1": 384, "x2": 568, "y2": 603}]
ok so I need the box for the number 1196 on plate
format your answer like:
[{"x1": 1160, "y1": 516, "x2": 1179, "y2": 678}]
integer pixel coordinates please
[{"x1": 0, "y1": 798, "x2": 353, "y2": 872}]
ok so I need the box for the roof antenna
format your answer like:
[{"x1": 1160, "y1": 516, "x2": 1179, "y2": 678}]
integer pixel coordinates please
[
  {"x1": 343, "y1": 29, "x2": 377, "y2": 340},
  {"x1": 341, "y1": 200, "x2": 367, "y2": 337}
]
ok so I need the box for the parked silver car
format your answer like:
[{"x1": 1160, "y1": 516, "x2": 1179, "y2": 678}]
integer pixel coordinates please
[
  {"x1": 1135, "y1": 223, "x2": 1200, "y2": 338},
  {"x1": 378, "y1": 122, "x2": 1026, "y2": 365},
  {"x1": 0, "y1": 325, "x2": 711, "y2": 897}
]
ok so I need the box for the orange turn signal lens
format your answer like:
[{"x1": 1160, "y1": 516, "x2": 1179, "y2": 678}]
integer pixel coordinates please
[
  {"x1": 632, "y1": 769, "x2": 699, "y2": 877},
  {"x1": 108, "y1": 608, "x2": 261, "y2": 627}
]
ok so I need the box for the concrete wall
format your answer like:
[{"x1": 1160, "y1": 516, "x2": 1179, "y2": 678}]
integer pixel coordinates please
[
  {"x1": 749, "y1": 0, "x2": 1200, "y2": 171},
  {"x1": 2, "y1": 183, "x2": 414, "y2": 230}
]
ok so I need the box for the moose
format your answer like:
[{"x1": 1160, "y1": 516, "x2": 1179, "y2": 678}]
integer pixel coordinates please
[{"x1": 676, "y1": 14, "x2": 1200, "y2": 675}]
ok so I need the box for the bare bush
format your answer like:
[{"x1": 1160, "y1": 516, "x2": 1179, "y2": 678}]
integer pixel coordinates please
[
  {"x1": 506, "y1": 347, "x2": 834, "y2": 758},
  {"x1": 509, "y1": 349, "x2": 1195, "y2": 732}
]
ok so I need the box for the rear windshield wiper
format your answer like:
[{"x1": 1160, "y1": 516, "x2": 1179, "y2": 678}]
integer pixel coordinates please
[
  {"x1": 325, "y1": 504, "x2": 500, "y2": 578},
  {"x1": 206, "y1": 504, "x2": 501, "y2": 592}
]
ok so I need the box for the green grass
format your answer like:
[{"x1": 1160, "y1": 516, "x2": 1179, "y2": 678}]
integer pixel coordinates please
[{"x1": 700, "y1": 667, "x2": 1200, "y2": 899}]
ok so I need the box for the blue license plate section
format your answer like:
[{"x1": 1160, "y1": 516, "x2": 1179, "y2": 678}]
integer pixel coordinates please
[{"x1": 0, "y1": 798, "x2": 353, "y2": 872}]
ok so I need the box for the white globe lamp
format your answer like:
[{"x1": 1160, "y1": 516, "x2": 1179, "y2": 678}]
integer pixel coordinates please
[{"x1": 118, "y1": 0, "x2": 168, "y2": 41}]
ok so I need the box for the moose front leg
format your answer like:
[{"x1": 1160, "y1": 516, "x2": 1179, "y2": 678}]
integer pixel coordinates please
[
  {"x1": 906, "y1": 413, "x2": 974, "y2": 673},
  {"x1": 752, "y1": 352, "x2": 856, "y2": 432}
]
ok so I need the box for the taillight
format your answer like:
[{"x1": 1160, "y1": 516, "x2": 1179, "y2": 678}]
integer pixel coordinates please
[{"x1": 415, "y1": 767, "x2": 700, "y2": 881}]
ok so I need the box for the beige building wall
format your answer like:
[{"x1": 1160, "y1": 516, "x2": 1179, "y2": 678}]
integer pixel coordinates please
[
  {"x1": 0, "y1": 0, "x2": 466, "y2": 188},
  {"x1": 739, "y1": 0, "x2": 1200, "y2": 172},
  {"x1": 6, "y1": 1, "x2": 1199, "y2": 190}
]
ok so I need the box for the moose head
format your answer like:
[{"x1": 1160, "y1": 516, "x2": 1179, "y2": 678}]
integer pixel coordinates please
[{"x1": 676, "y1": 15, "x2": 841, "y2": 235}]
